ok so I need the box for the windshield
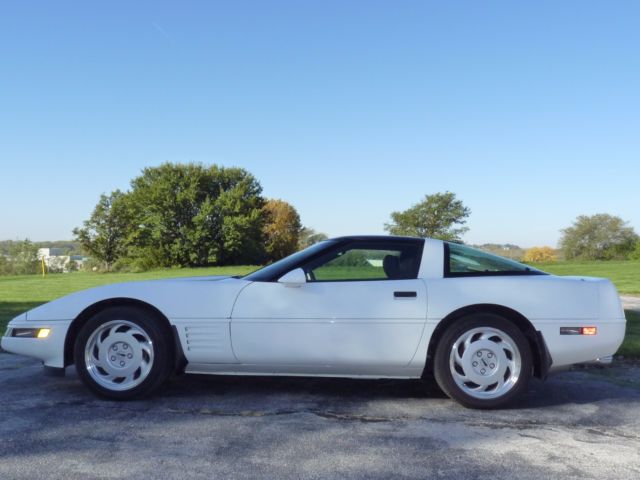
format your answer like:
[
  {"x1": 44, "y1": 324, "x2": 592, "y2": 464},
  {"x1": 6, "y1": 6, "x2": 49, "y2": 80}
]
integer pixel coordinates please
[{"x1": 244, "y1": 240, "x2": 338, "y2": 281}]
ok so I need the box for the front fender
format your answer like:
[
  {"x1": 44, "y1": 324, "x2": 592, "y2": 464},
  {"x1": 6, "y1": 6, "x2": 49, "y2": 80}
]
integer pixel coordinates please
[{"x1": 25, "y1": 277, "x2": 251, "y2": 323}]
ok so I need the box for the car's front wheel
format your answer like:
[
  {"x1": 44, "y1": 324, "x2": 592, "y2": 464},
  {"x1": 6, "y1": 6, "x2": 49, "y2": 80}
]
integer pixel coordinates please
[
  {"x1": 433, "y1": 313, "x2": 532, "y2": 409},
  {"x1": 74, "y1": 306, "x2": 173, "y2": 399}
]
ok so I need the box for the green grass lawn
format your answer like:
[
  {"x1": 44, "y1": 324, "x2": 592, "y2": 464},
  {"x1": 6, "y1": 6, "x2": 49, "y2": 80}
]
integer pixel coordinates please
[
  {"x1": 618, "y1": 310, "x2": 640, "y2": 359},
  {"x1": 532, "y1": 259, "x2": 640, "y2": 295},
  {"x1": 1, "y1": 260, "x2": 639, "y2": 358}
]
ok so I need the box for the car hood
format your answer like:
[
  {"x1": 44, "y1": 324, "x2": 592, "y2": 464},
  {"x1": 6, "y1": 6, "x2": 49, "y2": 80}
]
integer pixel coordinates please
[
  {"x1": 24, "y1": 275, "x2": 252, "y2": 322},
  {"x1": 149, "y1": 275, "x2": 234, "y2": 283}
]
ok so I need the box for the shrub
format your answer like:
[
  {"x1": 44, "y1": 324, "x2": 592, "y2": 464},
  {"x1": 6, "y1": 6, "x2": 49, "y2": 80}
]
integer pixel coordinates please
[{"x1": 523, "y1": 246, "x2": 557, "y2": 263}]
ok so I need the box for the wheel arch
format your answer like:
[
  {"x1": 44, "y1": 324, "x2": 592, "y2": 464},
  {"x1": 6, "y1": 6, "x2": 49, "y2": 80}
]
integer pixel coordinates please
[
  {"x1": 64, "y1": 298, "x2": 175, "y2": 368},
  {"x1": 422, "y1": 303, "x2": 551, "y2": 380}
]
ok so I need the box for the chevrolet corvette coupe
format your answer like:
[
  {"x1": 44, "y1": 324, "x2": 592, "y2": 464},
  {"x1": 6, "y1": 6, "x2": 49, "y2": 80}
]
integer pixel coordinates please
[{"x1": 1, "y1": 236, "x2": 626, "y2": 408}]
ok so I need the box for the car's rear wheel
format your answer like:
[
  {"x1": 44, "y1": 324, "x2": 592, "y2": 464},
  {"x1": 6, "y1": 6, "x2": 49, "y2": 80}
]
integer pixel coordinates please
[
  {"x1": 74, "y1": 306, "x2": 173, "y2": 399},
  {"x1": 433, "y1": 313, "x2": 532, "y2": 409}
]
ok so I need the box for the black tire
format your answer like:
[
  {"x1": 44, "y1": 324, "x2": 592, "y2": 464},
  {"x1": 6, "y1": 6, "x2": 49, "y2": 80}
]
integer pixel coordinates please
[
  {"x1": 433, "y1": 313, "x2": 533, "y2": 409},
  {"x1": 74, "y1": 306, "x2": 174, "y2": 400}
]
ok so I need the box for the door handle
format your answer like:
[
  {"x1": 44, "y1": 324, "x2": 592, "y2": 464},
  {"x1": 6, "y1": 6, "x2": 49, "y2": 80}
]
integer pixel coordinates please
[{"x1": 394, "y1": 291, "x2": 417, "y2": 298}]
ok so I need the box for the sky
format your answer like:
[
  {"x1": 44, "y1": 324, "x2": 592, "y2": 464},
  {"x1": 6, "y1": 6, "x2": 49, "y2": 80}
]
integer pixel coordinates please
[{"x1": 1, "y1": 1, "x2": 639, "y2": 248}]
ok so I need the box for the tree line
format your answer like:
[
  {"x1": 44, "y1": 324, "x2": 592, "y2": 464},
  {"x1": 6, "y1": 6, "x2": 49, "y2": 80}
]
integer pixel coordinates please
[
  {"x1": 0, "y1": 240, "x2": 41, "y2": 275},
  {"x1": 3, "y1": 171, "x2": 639, "y2": 275},
  {"x1": 383, "y1": 192, "x2": 640, "y2": 262},
  {"x1": 73, "y1": 163, "x2": 326, "y2": 271}
]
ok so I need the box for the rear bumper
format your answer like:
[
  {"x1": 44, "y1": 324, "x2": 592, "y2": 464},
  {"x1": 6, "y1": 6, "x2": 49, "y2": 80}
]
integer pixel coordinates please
[
  {"x1": 587, "y1": 355, "x2": 614, "y2": 365},
  {"x1": 537, "y1": 318, "x2": 626, "y2": 369}
]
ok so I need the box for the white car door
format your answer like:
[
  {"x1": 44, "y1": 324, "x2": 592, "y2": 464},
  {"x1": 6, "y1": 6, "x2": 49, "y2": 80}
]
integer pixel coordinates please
[{"x1": 230, "y1": 240, "x2": 427, "y2": 373}]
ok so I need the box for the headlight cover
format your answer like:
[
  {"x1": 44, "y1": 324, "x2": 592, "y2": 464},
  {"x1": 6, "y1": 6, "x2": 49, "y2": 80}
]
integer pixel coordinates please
[{"x1": 8, "y1": 327, "x2": 51, "y2": 339}]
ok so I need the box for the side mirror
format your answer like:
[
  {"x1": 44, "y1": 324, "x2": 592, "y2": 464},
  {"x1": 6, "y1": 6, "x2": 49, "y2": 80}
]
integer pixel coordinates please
[{"x1": 278, "y1": 268, "x2": 307, "y2": 287}]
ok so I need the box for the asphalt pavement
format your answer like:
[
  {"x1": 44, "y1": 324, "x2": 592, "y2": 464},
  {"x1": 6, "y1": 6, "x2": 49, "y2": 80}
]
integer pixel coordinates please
[{"x1": 1, "y1": 352, "x2": 639, "y2": 479}]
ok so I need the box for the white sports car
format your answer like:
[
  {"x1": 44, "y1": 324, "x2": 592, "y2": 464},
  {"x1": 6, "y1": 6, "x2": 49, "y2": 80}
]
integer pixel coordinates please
[{"x1": 1, "y1": 236, "x2": 627, "y2": 408}]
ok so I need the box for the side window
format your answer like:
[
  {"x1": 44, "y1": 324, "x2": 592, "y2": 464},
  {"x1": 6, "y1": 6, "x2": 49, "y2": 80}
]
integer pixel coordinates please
[
  {"x1": 446, "y1": 242, "x2": 544, "y2": 276},
  {"x1": 305, "y1": 242, "x2": 422, "y2": 282}
]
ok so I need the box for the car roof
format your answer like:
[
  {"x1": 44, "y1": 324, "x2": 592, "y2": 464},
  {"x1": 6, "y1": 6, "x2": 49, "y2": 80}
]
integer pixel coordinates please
[{"x1": 329, "y1": 235, "x2": 427, "y2": 243}]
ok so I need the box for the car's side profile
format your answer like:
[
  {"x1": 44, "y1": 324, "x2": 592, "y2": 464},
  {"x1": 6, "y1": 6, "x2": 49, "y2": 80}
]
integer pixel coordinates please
[{"x1": 1, "y1": 236, "x2": 627, "y2": 408}]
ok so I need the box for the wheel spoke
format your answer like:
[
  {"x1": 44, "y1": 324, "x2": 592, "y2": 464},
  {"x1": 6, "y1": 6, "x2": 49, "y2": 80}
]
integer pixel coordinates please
[
  {"x1": 491, "y1": 375, "x2": 505, "y2": 392},
  {"x1": 91, "y1": 356, "x2": 106, "y2": 369},
  {"x1": 463, "y1": 335, "x2": 472, "y2": 352},
  {"x1": 451, "y1": 367, "x2": 468, "y2": 383},
  {"x1": 453, "y1": 345, "x2": 464, "y2": 364},
  {"x1": 127, "y1": 327, "x2": 146, "y2": 340}
]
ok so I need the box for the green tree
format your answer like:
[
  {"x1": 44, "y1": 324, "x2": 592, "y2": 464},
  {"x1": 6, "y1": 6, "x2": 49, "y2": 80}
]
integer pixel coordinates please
[
  {"x1": 560, "y1": 214, "x2": 638, "y2": 260},
  {"x1": 0, "y1": 254, "x2": 9, "y2": 275},
  {"x1": 122, "y1": 163, "x2": 265, "y2": 267},
  {"x1": 384, "y1": 191, "x2": 470, "y2": 241},
  {"x1": 630, "y1": 240, "x2": 640, "y2": 260},
  {"x1": 299, "y1": 227, "x2": 329, "y2": 248},
  {"x1": 73, "y1": 191, "x2": 129, "y2": 271},
  {"x1": 0, "y1": 254, "x2": 11, "y2": 275},
  {"x1": 262, "y1": 199, "x2": 302, "y2": 262},
  {"x1": 215, "y1": 167, "x2": 266, "y2": 265},
  {"x1": 8, "y1": 239, "x2": 39, "y2": 275}
]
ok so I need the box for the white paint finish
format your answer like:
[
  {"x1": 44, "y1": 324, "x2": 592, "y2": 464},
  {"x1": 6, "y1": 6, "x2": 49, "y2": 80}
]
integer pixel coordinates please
[
  {"x1": 534, "y1": 320, "x2": 626, "y2": 366},
  {"x1": 25, "y1": 276, "x2": 250, "y2": 322},
  {"x1": 407, "y1": 320, "x2": 436, "y2": 369},
  {"x1": 230, "y1": 321, "x2": 426, "y2": 367},
  {"x1": 231, "y1": 279, "x2": 427, "y2": 367},
  {"x1": 233, "y1": 279, "x2": 427, "y2": 320},
  {"x1": 0, "y1": 318, "x2": 71, "y2": 368},
  {"x1": 277, "y1": 268, "x2": 306, "y2": 286},
  {"x1": 418, "y1": 238, "x2": 444, "y2": 279},
  {"x1": 172, "y1": 319, "x2": 238, "y2": 364},
  {"x1": 597, "y1": 279, "x2": 626, "y2": 319},
  {"x1": 425, "y1": 275, "x2": 602, "y2": 320}
]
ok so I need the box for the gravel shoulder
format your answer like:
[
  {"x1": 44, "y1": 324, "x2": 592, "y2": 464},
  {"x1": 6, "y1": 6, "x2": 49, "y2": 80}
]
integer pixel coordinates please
[
  {"x1": 1, "y1": 353, "x2": 639, "y2": 479},
  {"x1": 621, "y1": 295, "x2": 640, "y2": 312}
]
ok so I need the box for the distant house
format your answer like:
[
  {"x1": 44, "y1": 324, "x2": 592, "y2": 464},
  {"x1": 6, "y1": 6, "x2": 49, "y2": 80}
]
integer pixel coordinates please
[
  {"x1": 37, "y1": 248, "x2": 87, "y2": 273},
  {"x1": 37, "y1": 247, "x2": 65, "y2": 258}
]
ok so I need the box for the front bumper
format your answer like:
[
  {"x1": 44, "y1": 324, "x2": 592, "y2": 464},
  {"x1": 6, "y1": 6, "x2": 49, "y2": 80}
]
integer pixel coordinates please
[{"x1": 1, "y1": 314, "x2": 71, "y2": 368}]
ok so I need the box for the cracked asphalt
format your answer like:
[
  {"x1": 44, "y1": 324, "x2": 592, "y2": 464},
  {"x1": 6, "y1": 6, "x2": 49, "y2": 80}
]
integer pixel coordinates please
[{"x1": 1, "y1": 352, "x2": 639, "y2": 479}]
